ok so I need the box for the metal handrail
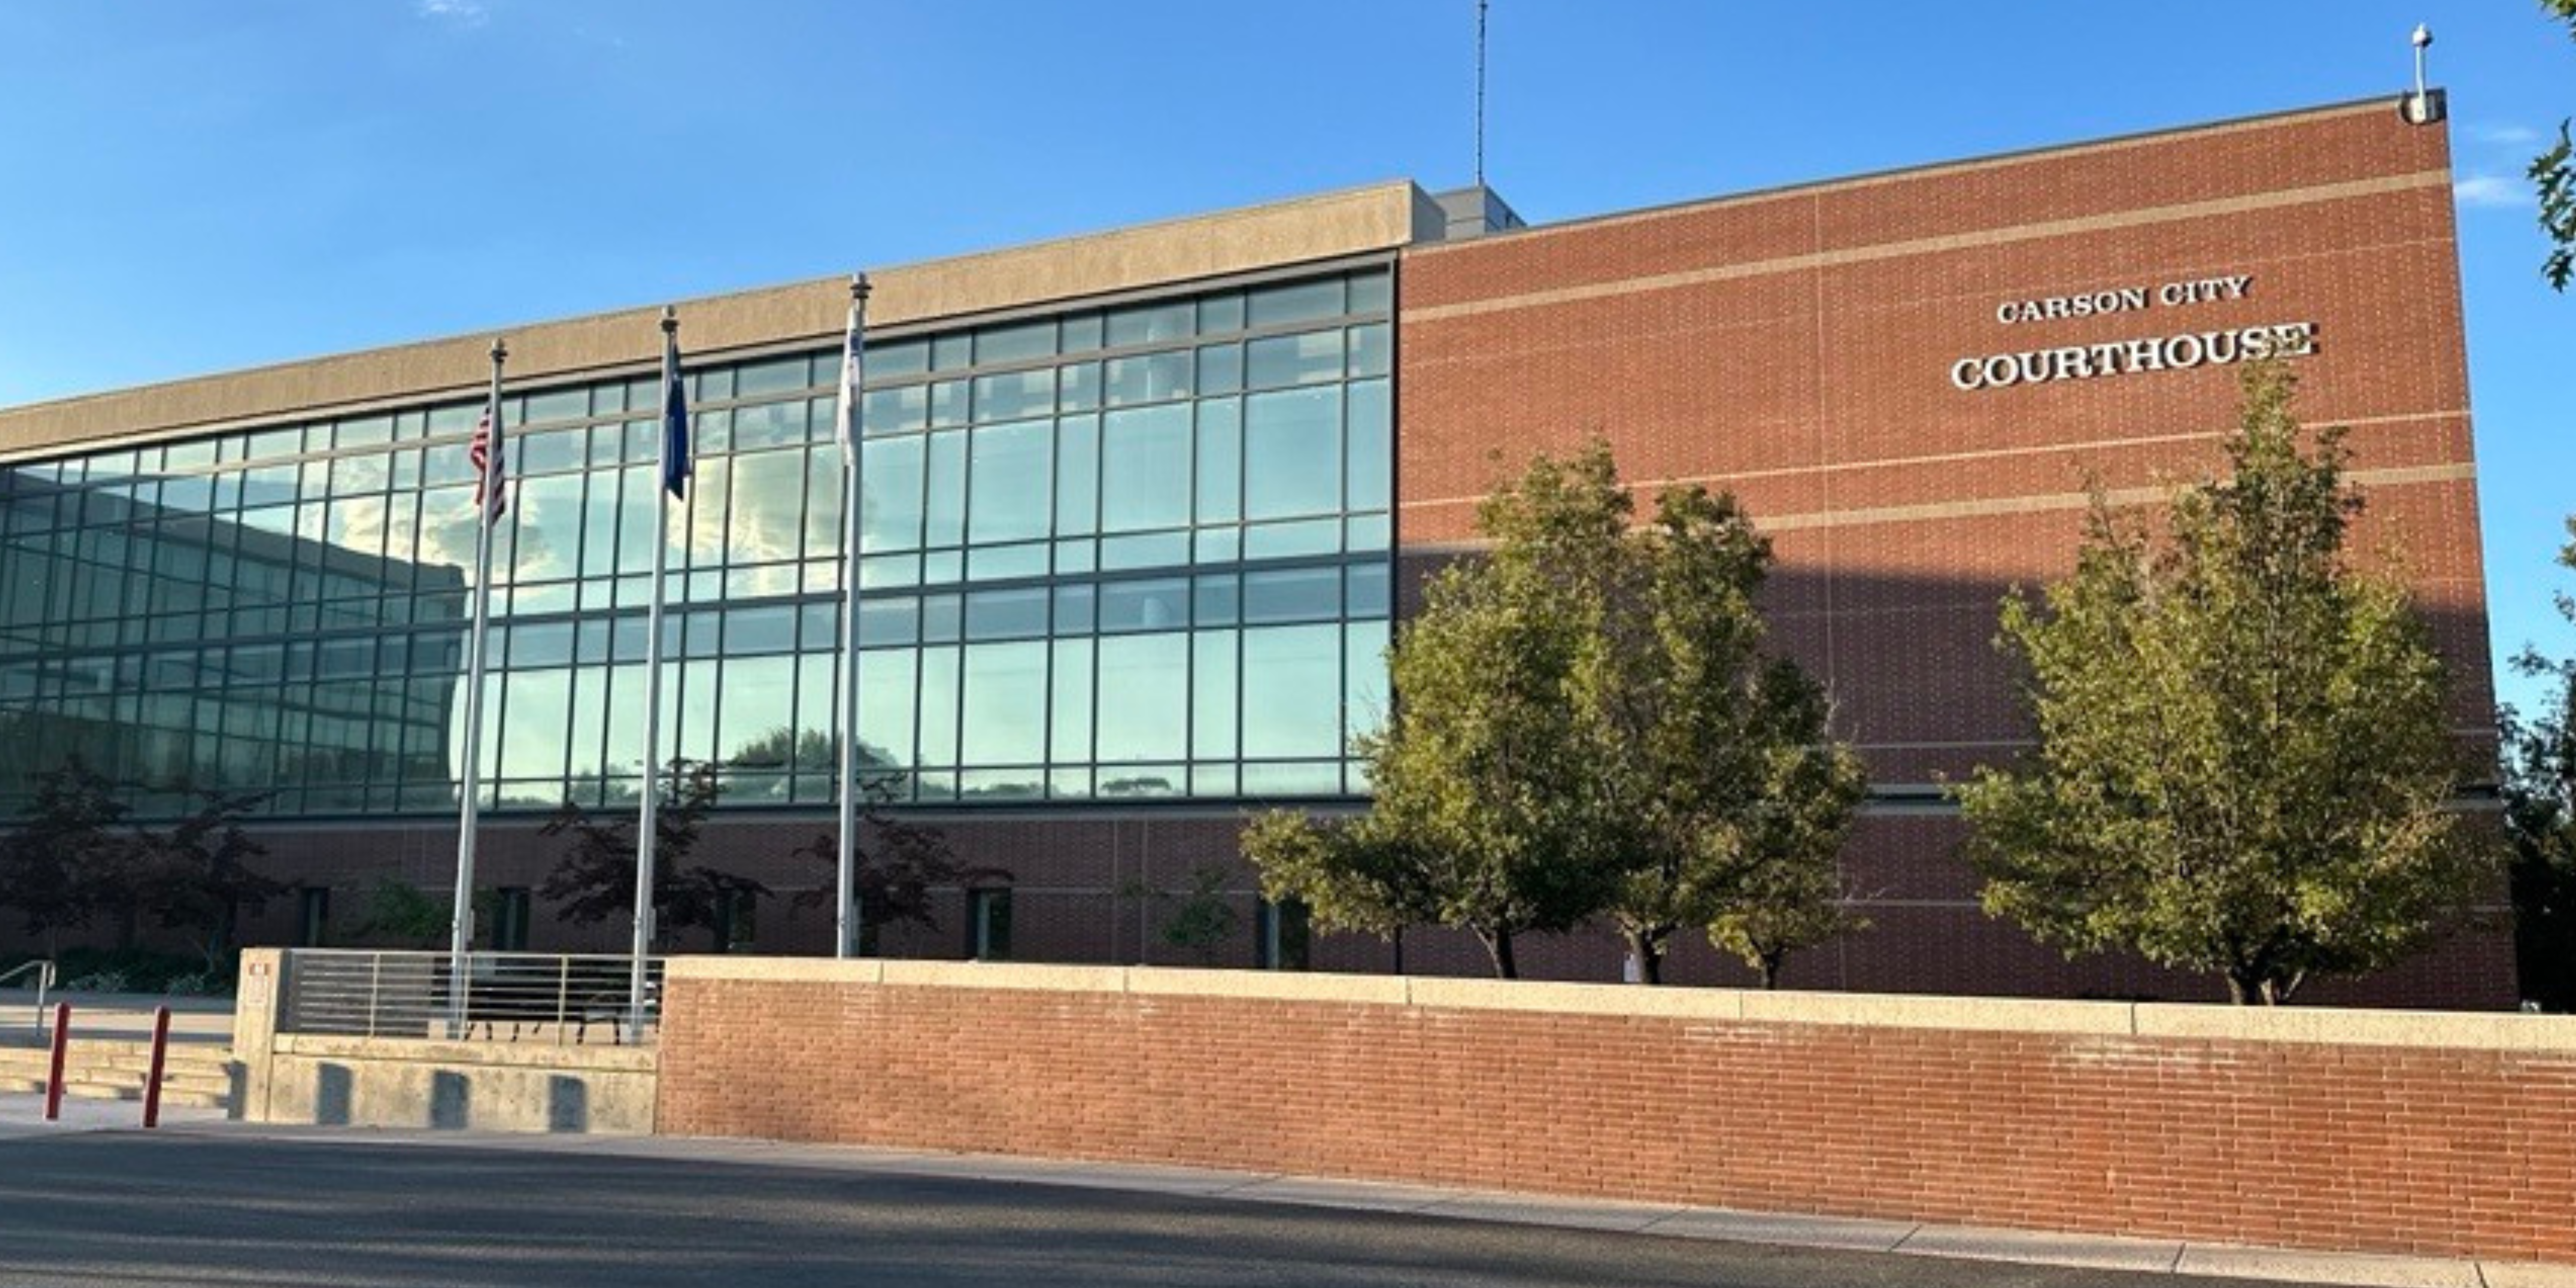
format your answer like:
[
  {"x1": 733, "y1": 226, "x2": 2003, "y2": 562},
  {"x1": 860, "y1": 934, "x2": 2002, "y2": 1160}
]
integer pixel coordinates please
[
  {"x1": 0, "y1": 960, "x2": 56, "y2": 1034},
  {"x1": 278, "y1": 950, "x2": 664, "y2": 1046}
]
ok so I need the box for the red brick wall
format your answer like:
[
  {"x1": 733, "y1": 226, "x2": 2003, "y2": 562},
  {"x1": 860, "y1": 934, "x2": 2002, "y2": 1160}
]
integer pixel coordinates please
[
  {"x1": 1397, "y1": 99, "x2": 2506, "y2": 1007},
  {"x1": 656, "y1": 966, "x2": 2576, "y2": 1266},
  {"x1": 208, "y1": 809, "x2": 1274, "y2": 965},
  {"x1": 27, "y1": 792, "x2": 2489, "y2": 1011}
]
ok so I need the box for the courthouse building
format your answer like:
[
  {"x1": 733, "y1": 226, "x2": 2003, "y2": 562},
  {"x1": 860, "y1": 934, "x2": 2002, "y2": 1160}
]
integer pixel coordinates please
[{"x1": 0, "y1": 94, "x2": 2507, "y2": 1005}]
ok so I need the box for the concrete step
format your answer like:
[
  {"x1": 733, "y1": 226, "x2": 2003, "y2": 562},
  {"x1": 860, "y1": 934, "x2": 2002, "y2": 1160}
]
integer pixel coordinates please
[
  {"x1": 151, "y1": 1089, "x2": 232, "y2": 1109},
  {"x1": 0, "y1": 1062, "x2": 233, "y2": 1086},
  {"x1": 0, "y1": 1029, "x2": 230, "y2": 1046},
  {"x1": 0, "y1": 1064, "x2": 233, "y2": 1090},
  {"x1": 0, "y1": 1035, "x2": 239, "y2": 1114},
  {"x1": 0, "y1": 1065, "x2": 230, "y2": 1085},
  {"x1": 78, "y1": 1059, "x2": 234, "y2": 1080},
  {"x1": 12, "y1": 1078, "x2": 234, "y2": 1108},
  {"x1": 3, "y1": 1049, "x2": 233, "y2": 1064}
]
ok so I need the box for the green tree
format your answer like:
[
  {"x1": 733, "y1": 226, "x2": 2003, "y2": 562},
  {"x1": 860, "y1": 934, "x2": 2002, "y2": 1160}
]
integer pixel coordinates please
[
  {"x1": 789, "y1": 773, "x2": 1000, "y2": 953},
  {"x1": 2538, "y1": 1, "x2": 2575, "y2": 290},
  {"x1": 2502, "y1": 521, "x2": 2576, "y2": 1012},
  {"x1": 2503, "y1": 0, "x2": 2576, "y2": 1004},
  {"x1": 1247, "y1": 443, "x2": 1864, "y2": 981},
  {"x1": 1585, "y1": 483, "x2": 1868, "y2": 985},
  {"x1": 1704, "y1": 726, "x2": 1869, "y2": 989},
  {"x1": 139, "y1": 784, "x2": 282, "y2": 975},
  {"x1": 1120, "y1": 864, "x2": 1243, "y2": 965},
  {"x1": 1956, "y1": 363, "x2": 2488, "y2": 1004},
  {"x1": 539, "y1": 759, "x2": 768, "y2": 952},
  {"x1": 354, "y1": 878, "x2": 451, "y2": 949},
  {"x1": 1247, "y1": 448, "x2": 1627, "y2": 978},
  {"x1": 1242, "y1": 809, "x2": 1440, "y2": 972},
  {"x1": 0, "y1": 757, "x2": 140, "y2": 955}
]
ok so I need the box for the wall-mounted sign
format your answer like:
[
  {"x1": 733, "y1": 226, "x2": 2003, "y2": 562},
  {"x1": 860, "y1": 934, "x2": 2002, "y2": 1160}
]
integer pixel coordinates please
[{"x1": 1950, "y1": 273, "x2": 2316, "y2": 392}]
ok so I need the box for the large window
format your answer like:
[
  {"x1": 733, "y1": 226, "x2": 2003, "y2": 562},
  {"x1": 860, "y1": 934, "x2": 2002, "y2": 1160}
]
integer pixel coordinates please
[{"x1": 0, "y1": 267, "x2": 1394, "y2": 816}]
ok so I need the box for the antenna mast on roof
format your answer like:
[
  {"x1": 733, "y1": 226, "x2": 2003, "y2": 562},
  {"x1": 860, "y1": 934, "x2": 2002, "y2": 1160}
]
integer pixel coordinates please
[
  {"x1": 1475, "y1": 0, "x2": 1489, "y2": 187},
  {"x1": 2402, "y1": 23, "x2": 2444, "y2": 125}
]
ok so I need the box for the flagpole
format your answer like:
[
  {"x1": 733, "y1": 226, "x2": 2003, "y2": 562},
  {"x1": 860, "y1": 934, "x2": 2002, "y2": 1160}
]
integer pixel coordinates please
[
  {"x1": 447, "y1": 337, "x2": 507, "y2": 1038},
  {"x1": 834, "y1": 273, "x2": 871, "y2": 959},
  {"x1": 632, "y1": 306, "x2": 682, "y2": 1037}
]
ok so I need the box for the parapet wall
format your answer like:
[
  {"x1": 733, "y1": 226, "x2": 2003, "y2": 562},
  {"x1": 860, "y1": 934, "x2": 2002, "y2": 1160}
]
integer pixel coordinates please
[
  {"x1": 232, "y1": 949, "x2": 658, "y2": 1135},
  {"x1": 656, "y1": 958, "x2": 2576, "y2": 1268}
]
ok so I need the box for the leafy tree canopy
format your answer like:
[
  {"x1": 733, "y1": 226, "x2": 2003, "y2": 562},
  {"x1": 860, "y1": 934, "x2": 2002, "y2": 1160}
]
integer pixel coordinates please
[
  {"x1": 0, "y1": 756, "x2": 138, "y2": 947},
  {"x1": 2503, "y1": 522, "x2": 2576, "y2": 1012},
  {"x1": 140, "y1": 783, "x2": 282, "y2": 973},
  {"x1": 540, "y1": 759, "x2": 768, "y2": 951},
  {"x1": 0, "y1": 761, "x2": 278, "y2": 970},
  {"x1": 1248, "y1": 440, "x2": 1862, "y2": 983},
  {"x1": 1956, "y1": 363, "x2": 2488, "y2": 1004},
  {"x1": 2537, "y1": 1, "x2": 2575, "y2": 290},
  {"x1": 789, "y1": 768, "x2": 1000, "y2": 952},
  {"x1": 1586, "y1": 481, "x2": 1867, "y2": 986}
]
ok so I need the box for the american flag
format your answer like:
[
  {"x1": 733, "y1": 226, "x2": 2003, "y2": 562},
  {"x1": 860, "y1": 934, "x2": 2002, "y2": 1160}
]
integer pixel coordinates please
[{"x1": 468, "y1": 401, "x2": 508, "y2": 524}]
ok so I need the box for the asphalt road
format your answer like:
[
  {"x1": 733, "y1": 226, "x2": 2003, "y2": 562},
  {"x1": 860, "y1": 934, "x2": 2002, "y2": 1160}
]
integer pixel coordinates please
[{"x1": 0, "y1": 1131, "x2": 2278, "y2": 1288}]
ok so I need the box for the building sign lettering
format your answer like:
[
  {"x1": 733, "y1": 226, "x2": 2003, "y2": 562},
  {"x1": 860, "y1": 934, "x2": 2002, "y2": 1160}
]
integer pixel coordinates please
[{"x1": 1951, "y1": 273, "x2": 2315, "y2": 392}]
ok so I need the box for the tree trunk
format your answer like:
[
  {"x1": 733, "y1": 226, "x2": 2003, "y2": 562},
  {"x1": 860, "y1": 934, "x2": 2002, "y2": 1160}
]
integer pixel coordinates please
[
  {"x1": 1623, "y1": 926, "x2": 1666, "y2": 985},
  {"x1": 2224, "y1": 967, "x2": 2290, "y2": 1006},
  {"x1": 1477, "y1": 927, "x2": 1519, "y2": 979},
  {"x1": 1758, "y1": 950, "x2": 1786, "y2": 990},
  {"x1": 208, "y1": 899, "x2": 238, "y2": 974},
  {"x1": 1391, "y1": 926, "x2": 1405, "y2": 977}
]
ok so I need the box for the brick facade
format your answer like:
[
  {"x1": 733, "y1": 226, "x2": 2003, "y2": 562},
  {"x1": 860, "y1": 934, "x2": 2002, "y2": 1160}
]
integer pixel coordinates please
[
  {"x1": 9, "y1": 98, "x2": 2512, "y2": 1010},
  {"x1": 654, "y1": 963, "x2": 2576, "y2": 1268},
  {"x1": 1395, "y1": 98, "x2": 2504, "y2": 1007}
]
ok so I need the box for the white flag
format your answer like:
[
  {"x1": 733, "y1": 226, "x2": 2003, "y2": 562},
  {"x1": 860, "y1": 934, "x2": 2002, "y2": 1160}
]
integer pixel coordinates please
[{"x1": 834, "y1": 296, "x2": 864, "y2": 463}]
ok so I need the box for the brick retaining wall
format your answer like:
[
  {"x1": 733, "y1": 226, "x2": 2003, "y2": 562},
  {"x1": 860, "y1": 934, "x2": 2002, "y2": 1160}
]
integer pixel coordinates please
[{"x1": 656, "y1": 960, "x2": 2576, "y2": 1267}]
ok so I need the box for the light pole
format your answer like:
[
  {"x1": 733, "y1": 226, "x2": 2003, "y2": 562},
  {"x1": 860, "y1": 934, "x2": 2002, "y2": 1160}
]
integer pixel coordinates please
[{"x1": 2403, "y1": 24, "x2": 2440, "y2": 126}]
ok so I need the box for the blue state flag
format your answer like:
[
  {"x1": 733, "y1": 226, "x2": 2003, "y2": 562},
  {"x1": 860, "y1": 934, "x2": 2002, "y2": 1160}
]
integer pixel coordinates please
[{"x1": 661, "y1": 329, "x2": 692, "y2": 501}]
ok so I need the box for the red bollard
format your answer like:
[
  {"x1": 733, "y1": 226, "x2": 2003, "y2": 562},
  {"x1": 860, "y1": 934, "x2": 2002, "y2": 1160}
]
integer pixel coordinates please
[
  {"x1": 142, "y1": 1006, "x2": 171, "y2": 1130},
  {"x1": 42, "y1": 1003, "x2": 69, "y2": 1123}
]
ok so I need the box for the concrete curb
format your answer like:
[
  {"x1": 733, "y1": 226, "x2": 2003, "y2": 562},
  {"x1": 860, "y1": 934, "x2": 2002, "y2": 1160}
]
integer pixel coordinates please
[
  {"x1": 143, "y1": 1121, "x2": 2576, "y2": 1287},
  {"x1": 666, "y1": 957, "x2": 2576, "y2": 1054}
]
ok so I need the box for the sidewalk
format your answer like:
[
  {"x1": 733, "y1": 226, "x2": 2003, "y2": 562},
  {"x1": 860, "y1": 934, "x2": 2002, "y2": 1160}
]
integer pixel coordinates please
[
  {"x1": 152, "y1": 1120, "x2": 2576, "y2": 1288},
  {"x1": 0, "y1": 1093, "x2": 228, "y2": 1140}
]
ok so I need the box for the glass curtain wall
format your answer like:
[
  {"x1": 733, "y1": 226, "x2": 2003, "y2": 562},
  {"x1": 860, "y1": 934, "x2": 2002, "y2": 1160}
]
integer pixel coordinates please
[{"x1": 0, "y1": 267, "x2": 1393, "y2": 816}]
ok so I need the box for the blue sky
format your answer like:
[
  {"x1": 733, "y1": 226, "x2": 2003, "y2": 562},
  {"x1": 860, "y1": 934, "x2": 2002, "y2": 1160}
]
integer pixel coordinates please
[{"x1": 0, "y1": 1, "x2": 2569, "y2": 710}]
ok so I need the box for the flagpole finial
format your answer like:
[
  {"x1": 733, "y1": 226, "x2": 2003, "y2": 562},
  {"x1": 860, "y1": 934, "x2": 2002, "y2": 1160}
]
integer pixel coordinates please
[
  {"x1": 660, "y1": 305, "x2": 678, "y2": 336},
  {"x1": 850, "y1": 272, "x2": 871, "y2": 303}
]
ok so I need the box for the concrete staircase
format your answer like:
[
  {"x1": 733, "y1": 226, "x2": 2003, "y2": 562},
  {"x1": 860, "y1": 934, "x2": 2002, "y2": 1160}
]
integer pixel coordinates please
[{"x1": 0, "y1": 1031, "x2": 237, "y2": 1112}]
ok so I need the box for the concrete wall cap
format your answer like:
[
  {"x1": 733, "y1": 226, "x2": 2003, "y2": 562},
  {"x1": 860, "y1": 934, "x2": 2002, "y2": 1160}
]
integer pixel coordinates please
[
  {"x1": 652, "y1": 957, "x2": 2576, "y2": 1053},
  {"x1": 663, "y1": 956, "x2": 882, "y2": 985},
  {"x1": 1403, "y1": 976, "x2": 1748, "y2": 1021},
  {"x1": 2133, "y1": 1003, "x2": 2576, "y2": 1051},
  {"x1": 875, "y1": 960, "x2": 1133, "y2": 994},
  {"x1": 1124, "y1": 967, "x2": 1409, "y2": 1006},
  {"x1": 274, "y1": 1032, "x2": 659, "y2": 1072},
  {"x1": 1739, "y1": 991, "x2": 2137, "y2": 1035}
]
